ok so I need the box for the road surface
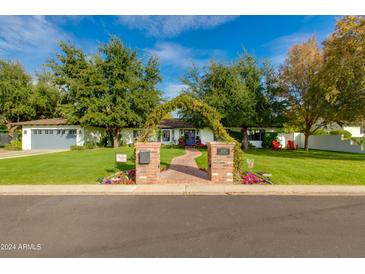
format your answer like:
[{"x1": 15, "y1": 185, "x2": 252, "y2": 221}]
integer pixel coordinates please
[{"x1": 1, "y1": 195, "x2": 365, "y2": 257}]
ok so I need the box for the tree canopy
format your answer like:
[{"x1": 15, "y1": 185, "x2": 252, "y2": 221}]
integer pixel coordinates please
[
  {"x1": 49, "y1": 37, "x2": 162, "y2": 147},
  {"x1": 182, "y1": 52, "x2": 286, "y2": 149}
]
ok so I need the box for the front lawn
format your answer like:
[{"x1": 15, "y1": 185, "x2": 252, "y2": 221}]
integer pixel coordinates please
[
  {"x1": 195, "y1": 148, "x2": 365, "y2": 185},
  {"x1": 0, "y1": 146, "x2": 185, "y2": 185}
]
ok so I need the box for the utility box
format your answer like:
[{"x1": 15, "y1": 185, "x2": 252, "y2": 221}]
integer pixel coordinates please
[{"x1": 139, "y1": 150, "x2": 150, "y2": 164}]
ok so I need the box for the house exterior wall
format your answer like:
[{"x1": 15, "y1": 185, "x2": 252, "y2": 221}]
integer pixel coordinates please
[
  {"x1": 120, "y1": 127, "x2": 215, "y2": 145},
  {"x1": 343, "y1": 126, "x2": 364, "y2": 138},
  {"x1": 21, "y1": 125, "x2": 105, "y2": 150},
  {"x1": 281, "y1": 132, "x2": 364, "y2": 153}
]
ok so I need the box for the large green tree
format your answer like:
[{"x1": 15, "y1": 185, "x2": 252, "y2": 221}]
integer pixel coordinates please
[
  {"x1": 49, "y1": 37, "x2": 162, "y2": 147},
  {"x1": 182, "y1": 53, "x2": 285, "y2": 150},
  {"x1": 0, "y1": 60, "x2": 36, "y2": 140},
  {"x1": 321, "y1": 16, "x2": 365, "y2": 123}
]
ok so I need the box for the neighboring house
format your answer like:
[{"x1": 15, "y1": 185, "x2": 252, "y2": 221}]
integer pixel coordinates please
[{"x1": 11, "y1": 119, "x2": 105, "y2": 150}]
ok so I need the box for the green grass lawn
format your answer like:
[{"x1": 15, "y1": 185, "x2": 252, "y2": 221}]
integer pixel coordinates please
[
  {"x1": 0, "y1": 146, "x2": 185, "y2": 185},
  {"x1": 195, "y1": 148, "x2": 365, "y2": 185}
]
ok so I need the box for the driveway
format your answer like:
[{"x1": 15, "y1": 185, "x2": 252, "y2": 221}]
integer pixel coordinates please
[
  {"x1": 0, "y1": 149, "x2": 67, "y2": 159},
  {"x1": 1, "y1": 195, "x2": 365, "y2": 257}
]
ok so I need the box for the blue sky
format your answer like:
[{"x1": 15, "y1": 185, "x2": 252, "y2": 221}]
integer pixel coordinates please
[{"x1": 0, "y1": 15, "x2": 339, "y2": 99}]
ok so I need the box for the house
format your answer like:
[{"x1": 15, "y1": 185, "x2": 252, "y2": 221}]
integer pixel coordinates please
[
  {"x1": 11, "y1": 118, "x2": 215, "y2": 150},
  {"x1": 11, "y1": 119, "x2": 105, "y2": 150},
  {"x1": 120, "y1": 119, "x2": 214, "y2": 145}
]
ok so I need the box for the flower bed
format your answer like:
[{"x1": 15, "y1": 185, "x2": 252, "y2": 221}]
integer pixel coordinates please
[{"x1": 98, "y1": 169, "x2": 136, "y2": 185}]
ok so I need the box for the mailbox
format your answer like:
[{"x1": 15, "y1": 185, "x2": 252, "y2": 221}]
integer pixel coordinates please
[
  {"x1": 139, "y1": 150, "x2": 150, "y2": 164},
  {"x1": 217, "y1": 148, "x2": 230, "y2": 155}
]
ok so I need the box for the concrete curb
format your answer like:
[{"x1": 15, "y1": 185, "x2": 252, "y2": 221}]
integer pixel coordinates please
[{"x1": 1, "y1": 184, "x2": 365, "y2": 196}]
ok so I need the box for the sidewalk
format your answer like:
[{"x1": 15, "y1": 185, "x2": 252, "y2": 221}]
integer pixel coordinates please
[
  {"x1": 0, "y1": 149, "x2": 67, "y2": 159},
  {"x1": 1, "y1": 184, "x2": 365, "y2": 196}
]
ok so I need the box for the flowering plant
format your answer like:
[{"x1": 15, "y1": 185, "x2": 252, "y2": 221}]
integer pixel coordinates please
[{"x1": 98, "y1": 169, "x2": 136, "y2": 185}]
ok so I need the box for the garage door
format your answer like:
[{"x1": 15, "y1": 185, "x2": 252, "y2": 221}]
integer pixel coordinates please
[{"x1": 31, "y1": 129, "x2": 77, "y2": 149}]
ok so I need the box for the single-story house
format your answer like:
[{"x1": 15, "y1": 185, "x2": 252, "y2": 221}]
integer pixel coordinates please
[
  {"x1": 12, "y1": 118, "x2": 273, "y2": 150},
  {"x1": 12, "y1": 118, "x2": 215, "y2": 150}
]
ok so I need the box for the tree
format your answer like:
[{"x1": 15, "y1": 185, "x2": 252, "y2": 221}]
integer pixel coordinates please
[
  {"x1": 49, "y1": 37, "x2": 162, "y2": 147},
  {"x1": 321, "y1": 16, "x2": 365, "y2": 124},
  {"x1": 0, "y1": 60, "x2": 35, "y2": 140},
  {"x1": 279, "y1": 37, "x2": 327, "y2": 151},
  {"x1": 182, "y1": 52, "x2": 285, "y2": 150},
  {"x1": 32, "y1": 72, "x2": 62, "y2": 119}
]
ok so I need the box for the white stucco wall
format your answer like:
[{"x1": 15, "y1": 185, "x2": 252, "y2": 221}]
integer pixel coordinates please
[
  {"x1": 249, "y1": 140, "x2": 263, "y2": 148},
  {"x1": 343, "y1": 126, "x2": 364, "y2": 138},
  {"x1": 79, "y1": 127, "x2": 106, "y2": 146},
  {"x1": 199, "y1": 128, "x2": 214, "y2": 145},
  {"x1": 282, "y1": 132, "x2": 364, "y2": 153},
  {"x1": 308, "y1": 134, "x2": 365, "y2": 153}
]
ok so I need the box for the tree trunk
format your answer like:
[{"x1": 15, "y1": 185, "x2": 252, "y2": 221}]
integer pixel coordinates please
[
  {"x1": 6, "y1": 123, "x2": 18, "y2": 143},
  {"x1": 241, "y1": 126, "x2": 249, "y2": 150},
  {"x1": 304, "y1": 132, "x2": 310, "y2": 151},
  {"x1": 111, "y1": 128, "x2": 121, "y2": 148}
]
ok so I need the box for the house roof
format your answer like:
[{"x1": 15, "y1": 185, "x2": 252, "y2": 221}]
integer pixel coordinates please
[
  {"x1": 11, "y1": 118, "x2": 68, "y2": 126},
  {"x1": 10, "y1": 118, "x2": 195, "y2": 129},
  {"x1": 157, "y1": 119, "x2": 194, "y2": 129}
]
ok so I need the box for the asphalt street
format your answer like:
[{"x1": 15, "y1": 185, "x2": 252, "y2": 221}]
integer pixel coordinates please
[{"x1": 1, "y1": 195, "x2": 365, "y2": 257}]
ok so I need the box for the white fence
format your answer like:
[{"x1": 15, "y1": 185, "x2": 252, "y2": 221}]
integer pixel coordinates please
[{"x1": 279, "y1": 133, "x2": 365, "y2": 154}]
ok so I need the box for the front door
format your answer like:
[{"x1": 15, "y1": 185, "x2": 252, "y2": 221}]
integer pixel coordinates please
[{"x1": 184, "y1": 129, "x2": 196, "y2": 146}]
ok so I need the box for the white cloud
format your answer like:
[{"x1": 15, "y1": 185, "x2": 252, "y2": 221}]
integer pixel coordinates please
[
  {"x1": 145, "y1": 42, "x2": 227, "y2": 69},
  {"x1": 162, "y1": 83, "x2": 188, "y2": 99},
  {"x1": 263, "y1": 30, "x2": 332, "y2": 66},
  {"x1": 0, "y1": 16, "x2": 67, "y2": 59},
  {"x1": 118, "y1": 16, "x2": 237, "y2": 37}
]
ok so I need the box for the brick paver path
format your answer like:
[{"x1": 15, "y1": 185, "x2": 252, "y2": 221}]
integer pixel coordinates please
[{"x1": 159, "y1": 147, "x2": 212, "y2": 184}]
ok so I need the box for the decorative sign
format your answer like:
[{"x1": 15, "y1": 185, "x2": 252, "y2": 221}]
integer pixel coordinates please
[
  {"x1": 217, "y1": 148, "x2": 230, "y2": 155},
  {"x1": 116, "y1": 154, "x2": 127, "y2": 163},
  {"x1": 139, "y1": 151, "x2": 150, "y2": 164}
]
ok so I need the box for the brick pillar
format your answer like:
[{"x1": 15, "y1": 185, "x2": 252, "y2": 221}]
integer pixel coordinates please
[
  {"x1": 208, "y1": 142, "x2": 235, "y2": 183},
  {"x1": 134, "y1": 142, "x2": 161, "y2": 184}
]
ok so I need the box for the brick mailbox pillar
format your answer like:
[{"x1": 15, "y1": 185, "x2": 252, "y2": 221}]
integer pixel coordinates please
[
  {"x1": 134, "y1": 142, "x2": 161, "y2": 184},
  {"x1": 208, "y1": 142, "x2": 235, "y2": 183}
]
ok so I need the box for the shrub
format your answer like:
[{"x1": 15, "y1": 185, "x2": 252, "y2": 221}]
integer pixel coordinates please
[
  {"x1": 4, "y1": 140, "x2": 22, "y2": 150},
  {"x1": 352, "y1": 137, "x2": 365, "y2": 146},
  {"x1": 262, "y1": 132, "x2": 278, "y2": 148},
  {"x1": 70, "y1": 145, "x2": 85, "y2": 151},
  {"x1": 84, "y1": 141, "x2": 97, "y2": 149},
  {"x1": 329, "y1": 130, "x2": 352, "y2": 139},
  {"x1": 312, "y1": 129, "x2": 327, "y2": 135},
  {"x1": 227, "y1": 129, "x2": 243, "y2": 142}
]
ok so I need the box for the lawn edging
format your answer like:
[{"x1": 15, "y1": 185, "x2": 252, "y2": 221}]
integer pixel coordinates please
[{"x1": 2, "y1": 184, "x2": 365, "y2": 196}]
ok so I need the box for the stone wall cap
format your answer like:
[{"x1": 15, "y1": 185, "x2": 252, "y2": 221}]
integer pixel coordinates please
[
  {"x1": 208, "y1": 142, "x2": 235, "y2": 146},
  {"x1": 134, "y1": 142, "x2": 161, "y2": 147}
]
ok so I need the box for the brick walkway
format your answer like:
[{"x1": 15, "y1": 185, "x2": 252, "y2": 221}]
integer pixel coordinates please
[{"x1": 159, "y1": 147, "x2": 212, "y2": 184}]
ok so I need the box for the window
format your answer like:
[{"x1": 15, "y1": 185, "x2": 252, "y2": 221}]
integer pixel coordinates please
[
  {"x1": 49, "y1": 130, "x2": 53, "y2": 134},
  {"x1": 57, "y1": 130, "x2": 61, "y2": 134},
  {"x1": 32, "y1": 130, "x2": 37, "y2": 135},
  {"x1": 45, "y1": 130, "x2": 49, "y2": 134},
  {"x1": 162, "y1": 130, "x2": 171, "y2": 142},
  {"x1": 68, "y1": 129, "x2": 76, "y2": 135},
  {"x1": 37, "y1": 130, "x2": 42, "y2": 134},
  {"x1": 61, "y1": 130, "x2": 66, "y2": 134},
  {"x1": 133, "y1": 130, "x2": 141, "y2": 139},
  {"x1": 24, "y1": 130, "x2": 27, "y2": 135},
  {"x1": 248, "y1": 130, "x2": 264, "y2": 141}
]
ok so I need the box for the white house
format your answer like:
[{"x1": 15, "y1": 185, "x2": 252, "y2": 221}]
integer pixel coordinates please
[{"x1": 12, "y1": 118, "x2": 215, "y2": 150}]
